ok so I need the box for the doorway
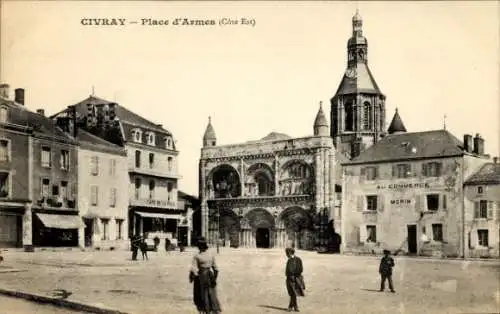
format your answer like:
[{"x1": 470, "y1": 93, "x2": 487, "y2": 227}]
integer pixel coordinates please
[
  {"x1": 84, "y1": 218, "x2": 93, "y2": 247},
  {"x1": 407, "y1": 224, "x2": 417, "y2": 254},
  {"x1": 256, "y1": 228, "x2": 270, "y2": 248}
]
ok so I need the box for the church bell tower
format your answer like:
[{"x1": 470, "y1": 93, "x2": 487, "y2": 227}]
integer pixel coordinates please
[{"x1": 330, "y1": 11, "x2": 387, "y2": 159}]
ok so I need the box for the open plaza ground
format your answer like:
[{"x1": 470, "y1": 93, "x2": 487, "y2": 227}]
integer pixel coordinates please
[{"x1": 0, "y1": 248, "x2": 499, "y2": 314}]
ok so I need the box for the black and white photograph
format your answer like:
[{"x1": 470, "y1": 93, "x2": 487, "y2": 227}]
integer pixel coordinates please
[{"x1": 0, "y1": 1, "x2": 498, "y2": 313}]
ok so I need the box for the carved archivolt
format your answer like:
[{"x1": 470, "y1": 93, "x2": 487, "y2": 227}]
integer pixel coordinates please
[{"x1": 278, "y1": 160, "x2": 314, "y2": 196}]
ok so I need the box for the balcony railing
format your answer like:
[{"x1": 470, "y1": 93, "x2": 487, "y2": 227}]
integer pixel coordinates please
[
  {"x1": 130, "y1": 197, "x2": 178, "y2": 209},
  {"x1": 36, "y1": 196, "x2": 77, "y2": 210},
  {"x1": 128, "y1": 166, "x2": 181, "y2": 179}
]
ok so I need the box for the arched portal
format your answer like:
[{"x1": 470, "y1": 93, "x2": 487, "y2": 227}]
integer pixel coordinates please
[
  {"x1": 246, "y1": 163, "x2": 275, "y2": 197},
  {"x1": 208, "y1": 207, "x2": 240, "y2": 248},
  {"x1": 207, "y1": 164, "x2": 241, "y2": 199},
  {"x1": 277, "y1": 206, "x2": 314, "y2": 250},
  {"x1": 240, "y1": 208, "x2": 276, "y2": 249}
]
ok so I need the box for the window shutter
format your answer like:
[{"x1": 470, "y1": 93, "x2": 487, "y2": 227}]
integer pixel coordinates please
[
  {"x1": 487, "y1": 201, "x2": 494, "y2": 220},
  {"x1": 422, "y1": 163, "x2": 427, "y2": 176},
  {"x1": 359, "y1": 225, "x2": 367, "y2": 244},
  {"x1": 359, "y1": 167, "x2": 365, "y2": 182},
  {"x1": 442, "y1": 194, "x2": 447, "y2": 211},
  {"x1": 378, "y1": 195, "x2": 384, "y2": 213},
  {"x1": 437, "y1": 163, "x2": 442, "y2": 176},
  {"x1": 414, "y1": 195, "x2": 421, "y2": 212},
  {"x1": 374, "y1": 166, "x2": 379, "y2": 179},
  {"x1": 474, "y1": 201, "x2": 480, "y2": 218},
  {"x1": 357, "y1": 195, "x2": 364, "y2": 212},
  {"x1": 392, "y1": 165, "x2": 397, "y2": 177},
  {"x1": 470, "y1": 229, "x2": 478, "y2": 249}
]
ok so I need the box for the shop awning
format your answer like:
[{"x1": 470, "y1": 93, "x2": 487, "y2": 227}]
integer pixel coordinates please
[
  {"x1": 36, "y1": 213, "x2": 84, "y2": 229},
  {"x1": 135, "y1": 211, "x2": 181, "y2": 220}
]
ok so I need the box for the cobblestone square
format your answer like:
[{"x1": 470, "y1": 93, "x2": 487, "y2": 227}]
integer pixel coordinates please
[{"x1": 1, "y1": 248, "x2": 499, "y2": 314}]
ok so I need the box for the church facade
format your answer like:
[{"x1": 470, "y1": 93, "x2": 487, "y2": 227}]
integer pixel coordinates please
[{"x1": 199, "y1": 109, "x2": 337, "y2": 250}]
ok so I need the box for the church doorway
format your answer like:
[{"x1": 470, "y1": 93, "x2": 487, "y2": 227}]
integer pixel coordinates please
[{"x1": 256, "y1": 228, "x2": 270, "y2": 248}]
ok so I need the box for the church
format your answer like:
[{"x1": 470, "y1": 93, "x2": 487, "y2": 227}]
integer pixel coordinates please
[{"x1": 198, "y1": 11, "x2": 496, "y2": 255}]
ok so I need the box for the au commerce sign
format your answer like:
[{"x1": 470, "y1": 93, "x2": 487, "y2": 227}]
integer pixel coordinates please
[{"x1": 376, "y1": 183, "x2": 430, "y2": 190}]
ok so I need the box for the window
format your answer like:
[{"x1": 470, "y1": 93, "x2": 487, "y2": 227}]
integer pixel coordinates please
[
  {"x1": 477, "y1": 229, "x2": 489, "y2": 247},
  {"x1": 475, "y1": 200, "x2": 488, "y2": 218},
  {"x1": 393, "y1": 163, "x2": 411, "y2": 178},
  {"x1": 149, "y1": 153, "x2": 154, "y2": 169},
  {"x1": 432, "y1": 224, "x2": 443, "y2": 242},
  {"x1": 422, "y1": 162, "x2": 442, "y2": 177},
  {"x1": 134, "y1": 178, "x2": 141, "y2": 199},
  {"x1": 90, "y1": 156, "x2": 99, "y2": 175},
  {"x1": 0, "y1": 172, "x2": 9, "y2": 197},
  {"x1": 110, "y1": 188, "x2": 116, "y2": 207},
  {"x1": 101, "y1": 219, "x2": 109, "y2": 240},
  {"x1": 366, "y1": 195, "x2": 378, "y2": 211},
  {"x1": 167, "y1": 157, "x2": 173, "y2": 172},
  {"x1": 109, "y1": 159, "x2": 116, "y2": 176},
  {"x1": 52, "y1": 185, "x2": 59, "y2": 196},
  {"x1": 426, "y1": 194, "x2": 440, "y2": 211},
  {"x1": 165, "y1": 136, "x2": 172, "y2": 149},
  {"x1": 147, "y1": 132, "x2": 155, "y2": 146},
  {"x1": 477, "y1": 186, "x2": 483, "y2": 194},
  {"x1": 135, "y1": 150, "x2": 141, "y2": 168},
  {"x1": 133, "y1": 129, "x2": 142, "y2": 143},
  {"x1": 61, "y1": 181, "x2": 68, "y2": 199},
  {"x1": 167, "y1": 182, "x2": 173, "y2": 201},
  {"x1": 60, "y1": 150, "x2": 70, "y2": 170},
  {"x1": 41, "y1": 146, "x2": 51, "y2": 168},
  {"x1": 366, "y1": 225, "x2": 377, "y2": 243},
  {"x1": 344, "y1": 103, "x2": 354, "y2": 131},
  {"x1": 149, "y1": 180, "x2": 155, "y2": 199},
  {"x1": 363, "y1": 102, "x2": 372, "y2": 130},
  {"x1": 0, "y1": 139, "x2": 9, "y2": 162},
  {"x1": 363, "y1": 166, "x2": 378, "y2": 180},
  {"x1": 41, "y1": 178, "x2": 50, "y2": 197},
  {"x1": 90, "y1": 185, "x2": 98, "y2": 206},
  {"x1": 0, "y1": 107, "x2": 8, "y2": 123},
  {"x1": 116, "y1": 219, "x2": 123, "y2": 240}
]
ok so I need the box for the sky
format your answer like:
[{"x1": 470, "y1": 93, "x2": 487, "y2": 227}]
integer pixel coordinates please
[{"x1": 1, "y1": 1, "x2": 498, "y2": 196}]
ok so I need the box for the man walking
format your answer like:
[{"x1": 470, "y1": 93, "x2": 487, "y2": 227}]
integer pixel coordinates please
[
  {"x1": 379, "y1": 249, "x2": 396, "y2": 293},
  {"x1": 285, "y1": 247, "x2": 305, "y2": 312}
]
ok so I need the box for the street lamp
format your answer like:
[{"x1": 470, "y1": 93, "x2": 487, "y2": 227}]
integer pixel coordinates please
[{"x1": 216, "y1": 206, "x2": 220, "y2": 254}]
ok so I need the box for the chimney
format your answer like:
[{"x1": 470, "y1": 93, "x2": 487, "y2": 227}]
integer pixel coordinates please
[
  {"x1": 0, "y1": 84, "x2": 9, "y2": 98},
  {"x1": 463, "y1": 134, "x2": 473, "y2": 153},
  {"x1": 14, "y1": 88, "x2": 24, "y2": 105},
  {"x1": 36, "y1": 109, "x2": 45, "y2": 116},
  {"x1": 473, "y1": 133, "x2": 484, "y2": 155}
]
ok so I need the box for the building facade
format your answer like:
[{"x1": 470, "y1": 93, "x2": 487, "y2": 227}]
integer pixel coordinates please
[
  {"x1": 74, "y1": 129, "x2": 128, "y2": 250},
  {"x1": 463, "y1": 160, "x2": 500, "y2": 258},
  {"x1": 341, "y1": 112, "x2": 492, "y2": 257},
  {"x1": 54, "y1": 95, "x2": 183, "y2": 249},
  {"x1": 199, "y1": 106, "x2": 338, "y2": 250}
]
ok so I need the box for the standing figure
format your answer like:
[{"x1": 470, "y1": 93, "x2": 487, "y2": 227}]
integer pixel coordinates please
[
  {"x1": 140, "y1": 237, "x2": 149, "y2": 260},
  {"x1": 131, "y1": 234, "x2": 141, "y2": 261},
  {"x1": 379, "y1": 249, "x2": 396, "y2": 293},
  {"x1": 189, "y1": 237, "x2": 221, "y2": 314},
  {"x1": 285, "y1": 247, "x2": 305, "y2": 312}
]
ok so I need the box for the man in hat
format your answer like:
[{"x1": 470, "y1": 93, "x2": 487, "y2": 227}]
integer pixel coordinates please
[{"x1": 379, "y1": 249, "x2": 395, "y2": 293}]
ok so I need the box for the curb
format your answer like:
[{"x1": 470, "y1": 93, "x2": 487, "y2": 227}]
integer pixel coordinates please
[{"x1": 0, "y1": 288, "x2": 131, "y2": 314}]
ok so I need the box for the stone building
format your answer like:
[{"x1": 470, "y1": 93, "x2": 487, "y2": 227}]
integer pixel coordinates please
[
  {"x1": 341, "y1": 109, "x2": 492, "y2": 257},
  {"x1": 73, "y1": 129, "x2": 129, "y2": 250},
  {"x1": 463, "y1": 159, "x2": 500, "y2": 258},
  {"x1": 0, "y1": 85, "x2": 81, "y2": 250},
  {"x1": 54, "y1": 95, "x2": 184, "y2": 249},
  {"x1": 199, "y1": 105, "x2": 337, "y2": 250}
]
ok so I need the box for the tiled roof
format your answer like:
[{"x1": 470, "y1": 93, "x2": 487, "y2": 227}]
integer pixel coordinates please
[
  {"x1": 69, "y1": 96, "x2": 171, "y2": 135},
  {"x1": 313, "y1": 105, "x2": 328, "y2": 128},
  {"x1": 387, "y1": 109, "x2": 407, "y2": 134},
  {"x1": 464, "y1": 163, "x2": 500, "y2": 185},
  {"x1": 203, "y1": 117, "x2": 216, "y2": 140},
  {"x1": 345, "y1": 130, "x2": 465, "y2": 165},
  {"x1": 335, "y1": 63, "x2": 382, "y2": 96},
  {"x1": 76, "y1": 129, "x2": 126, "y2": 156},
  {"x1": 0, "y1": 97, "x2": 76, "y2": 143}
]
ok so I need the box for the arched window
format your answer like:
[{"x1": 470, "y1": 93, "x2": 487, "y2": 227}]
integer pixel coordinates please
[
  {"x1": 132, "y1": 129, "x2": 142, "y2": 143},
  {"x1": 363, "y1": 102, "x2": 372, "y2": 130},
  {"x1": 345, "y1": 103, "x2": 353, "y2": 131},
  {"x1": 147, "y1": 132, "x2": 155, "y2": 146}
]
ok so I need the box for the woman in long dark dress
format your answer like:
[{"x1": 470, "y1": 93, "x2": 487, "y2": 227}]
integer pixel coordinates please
[{"x1": 189, "y1": 238, "x2": 221, "y2": 314}]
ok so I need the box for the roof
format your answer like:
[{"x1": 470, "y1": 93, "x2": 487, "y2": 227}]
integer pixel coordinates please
[
  {"x1": 258, "y1": 132, "x2": 292, "y2": 142},
  {"x1": 314, "y1": 104, "x2": 328, "y2": 128},
  {"x1": 334, "y1": 63, "x2": 383, "y2": 96},
  {"x1": 203, "y1": 117, "x2": 216, "y2": 140},
  {"x1": 0, "y1": 97, "x2": 76, "y2": 143},
  {"x1": 345, "y1": 130, "x2": 465, "y2": 165},
  {"x1": 76, "y1": 129, "x2": 126, "y2": 156},
  {"x1": 464, "y1": 163, "x2": 500, "y2": 185},
  {"x1": 68, "y1": 95, "x2": 171, "y2": 135},
  {"x1": 178, "y1": 190, "x2": 200, "y2": 206},
  {"x1": 387, "y1": 109, "x2": 407, "y2": 134}
]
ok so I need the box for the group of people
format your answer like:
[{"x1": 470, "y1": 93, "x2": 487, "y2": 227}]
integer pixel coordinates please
[{"x1": 188, "y1": 239, "x2": 396, "y2": 313}]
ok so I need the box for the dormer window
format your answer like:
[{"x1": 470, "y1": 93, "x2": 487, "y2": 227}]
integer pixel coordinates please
[
  {"x1": 165, "y1": 136, "x2": 173, "y2": 149},
  {"x1": 0, "y1": 106, "x2": 8, "y2": 123},
  {"x1": 147, "y1": 132, "x2": 155, "y2": 146},
  {"x1": 132, "y1": 128, "x2": 142, "y2": 143}
]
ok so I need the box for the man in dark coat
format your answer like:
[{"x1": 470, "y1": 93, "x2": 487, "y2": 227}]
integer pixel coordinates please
[
  {"x1": 131, "y1": 234, "x2": 141, "y2": 261},
  {"x1": 285, "y1": 247, "x2": 305, "y2": 312},
  {"x1": 379, "y1": 249, "x2": 395, "y2": 293}
]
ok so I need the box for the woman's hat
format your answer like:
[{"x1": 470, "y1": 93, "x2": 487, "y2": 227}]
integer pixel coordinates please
[{"x1": 383, "y1": 249, "x2": 391, "y2": 254}]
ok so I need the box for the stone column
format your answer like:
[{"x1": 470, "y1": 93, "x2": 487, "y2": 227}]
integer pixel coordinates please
[
  {"x1": 274, "y1": 155, "x2": 279, "y2": 195},
  {"x1": 23, "y1": 203, "x2": 33, "y2": 252},
  {"x1": 240, "y1": 159, "x2": 245, "y2": 196},
  {"x1": 329, "y1": 151, "x2": 335, "y2": 216},
  {"x1": 314, "y1": 150, "x2": 321, "y2": 210},
  {"x1": 78, "y1": 218, "x2": 85, "y2": 248}
]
